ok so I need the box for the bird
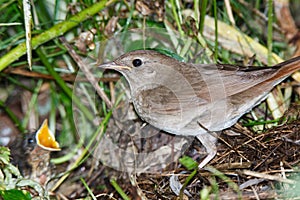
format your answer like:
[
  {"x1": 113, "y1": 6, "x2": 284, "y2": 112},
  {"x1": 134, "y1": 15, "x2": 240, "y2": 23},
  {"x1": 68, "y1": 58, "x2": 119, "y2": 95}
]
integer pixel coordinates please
[
  {"x1": 100, "y1": 49, "x2": 300, "y2": 169},
  {"x1": 9, "y1": 119, "x2": 60, "y2": 185}
]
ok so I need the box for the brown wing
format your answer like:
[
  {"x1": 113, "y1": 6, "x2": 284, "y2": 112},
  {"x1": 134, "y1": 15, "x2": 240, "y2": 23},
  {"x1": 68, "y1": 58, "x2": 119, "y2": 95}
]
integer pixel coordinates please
[
  {"x1": 133, "y1": 84, "x2": 206, "y2": 132},
  {"x1": 191, "y1": 63, "x2": 278, "y2": 99},
  {"x1": 191, "y1": 58, "x2": 300, "y2": 129},
  {"x1": 189, "y1": 56, "x2": 300, "y2": 101}
]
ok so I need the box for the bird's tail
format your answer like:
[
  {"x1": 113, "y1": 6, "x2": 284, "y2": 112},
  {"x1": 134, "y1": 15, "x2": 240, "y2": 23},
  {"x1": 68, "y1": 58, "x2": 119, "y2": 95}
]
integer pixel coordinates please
[{"x1": 271, "y1": 56, "x2": 300, "y2": 81}]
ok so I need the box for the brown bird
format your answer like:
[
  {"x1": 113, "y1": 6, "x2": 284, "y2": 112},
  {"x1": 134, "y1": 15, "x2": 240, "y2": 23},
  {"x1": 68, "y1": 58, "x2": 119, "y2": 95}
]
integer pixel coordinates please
[
  {"x1": 9, "y1": 119, "x2": 60, "y2": 185},
  {"x1": 100, "y1": 50, "x2": 300, "y2": 168}
]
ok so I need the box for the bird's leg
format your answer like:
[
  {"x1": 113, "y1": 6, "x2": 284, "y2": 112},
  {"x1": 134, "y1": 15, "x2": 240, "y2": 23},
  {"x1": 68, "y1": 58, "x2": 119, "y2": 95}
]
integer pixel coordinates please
[
  {"x1": 196, "y1": 132, "x2": 218, "y2": 169},
  {"x1": 169, "y1": 132, "x2": 218, "y2": 196}
]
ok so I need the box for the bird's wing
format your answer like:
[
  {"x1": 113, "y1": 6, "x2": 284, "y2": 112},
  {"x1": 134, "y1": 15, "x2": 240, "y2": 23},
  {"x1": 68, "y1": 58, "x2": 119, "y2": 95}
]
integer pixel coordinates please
[{"x1": 191, "y1": 63, "x2": 280, "y2": 99}]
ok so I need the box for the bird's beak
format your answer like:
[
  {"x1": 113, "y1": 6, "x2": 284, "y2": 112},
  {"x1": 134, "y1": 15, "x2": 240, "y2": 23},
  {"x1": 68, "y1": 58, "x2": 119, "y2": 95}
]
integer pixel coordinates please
[
  {"x1": 36, "y1": 119, "x2": 61, "y2": 151},
  {"x1": 99, "y1": 62, "x2": 131, "y2": 71}
]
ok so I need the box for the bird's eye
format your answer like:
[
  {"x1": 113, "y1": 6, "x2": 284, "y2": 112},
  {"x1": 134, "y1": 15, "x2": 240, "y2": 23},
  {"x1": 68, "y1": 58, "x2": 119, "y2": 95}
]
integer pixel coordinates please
[
  {"x1": 132, "y1": 58, "x2": 142, "y2": 67},
  {"x1": 27, "y1": 137, "x2": 34, "y2": 144}
]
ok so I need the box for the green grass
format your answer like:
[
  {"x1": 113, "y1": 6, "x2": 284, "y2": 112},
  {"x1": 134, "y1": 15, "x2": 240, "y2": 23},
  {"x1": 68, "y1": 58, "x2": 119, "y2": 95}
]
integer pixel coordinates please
[{"x1": 0, "y1": 0, "x2": 300, "y2": 199}]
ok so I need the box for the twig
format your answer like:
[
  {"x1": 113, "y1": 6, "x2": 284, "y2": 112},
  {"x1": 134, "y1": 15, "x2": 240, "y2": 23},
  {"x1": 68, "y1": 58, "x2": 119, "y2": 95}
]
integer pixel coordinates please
[
  {"x1": 59, "y1": 37, "x2": 112, "y2": 108},
  {"x1": 243, "y1": 170, "x2": 296, "y2": 184}
]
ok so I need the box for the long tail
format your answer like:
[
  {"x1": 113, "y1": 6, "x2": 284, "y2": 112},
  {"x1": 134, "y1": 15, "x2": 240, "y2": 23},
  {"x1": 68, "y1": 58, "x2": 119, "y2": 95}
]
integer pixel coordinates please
[{"x1": 271, "y1": 56, "x2": 300, "y2": 81}]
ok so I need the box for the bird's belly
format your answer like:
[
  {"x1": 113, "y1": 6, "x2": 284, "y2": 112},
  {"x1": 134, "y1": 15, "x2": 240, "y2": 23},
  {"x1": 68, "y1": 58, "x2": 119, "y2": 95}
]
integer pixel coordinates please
[{"x1": 133, "y1": 96, "x2": 238, "y2": 136}]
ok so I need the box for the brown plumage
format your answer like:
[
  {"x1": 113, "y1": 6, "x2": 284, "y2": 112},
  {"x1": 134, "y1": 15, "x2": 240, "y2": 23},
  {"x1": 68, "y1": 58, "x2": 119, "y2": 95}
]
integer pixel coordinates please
[{"x1": 100, "y1": 50, "x2": 300, "y2": 168}]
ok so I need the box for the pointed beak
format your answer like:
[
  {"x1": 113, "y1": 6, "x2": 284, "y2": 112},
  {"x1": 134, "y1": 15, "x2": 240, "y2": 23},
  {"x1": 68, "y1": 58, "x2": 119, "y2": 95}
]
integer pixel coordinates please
[{"x1": 99, "y1": 62, "x2": 131, "y2": 71}]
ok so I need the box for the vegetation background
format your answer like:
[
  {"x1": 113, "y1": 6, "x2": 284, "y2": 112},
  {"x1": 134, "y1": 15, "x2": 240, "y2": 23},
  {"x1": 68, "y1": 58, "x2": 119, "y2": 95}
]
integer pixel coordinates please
[{"x1": 0, "y1": 0, "x2": 300, "y2": 199}]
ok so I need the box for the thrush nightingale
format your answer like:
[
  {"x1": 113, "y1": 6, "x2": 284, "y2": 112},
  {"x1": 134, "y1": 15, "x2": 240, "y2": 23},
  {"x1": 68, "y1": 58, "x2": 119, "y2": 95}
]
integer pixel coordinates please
[{"x1": 100, "y1": 50, "x2": 300, "y2": 169}]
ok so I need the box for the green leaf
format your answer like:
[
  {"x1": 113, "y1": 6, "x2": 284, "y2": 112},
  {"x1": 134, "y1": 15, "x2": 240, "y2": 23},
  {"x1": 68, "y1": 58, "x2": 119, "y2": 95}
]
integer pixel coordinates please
[
  {"x1": 148, "y1": 48, "x2": 185, "y2": 62},
  {"x1": 0, "y1": 189, "x2": 31, "y2": 200},
  {"x1": 4, "y1": 164, "x2": 21, "y2": 178},
  {"x1": 0, "y1": 147, "x2": 11, "y2": 165},
  {"x1": 179, "y1": 156, "x2": 198, "y2": 170}
]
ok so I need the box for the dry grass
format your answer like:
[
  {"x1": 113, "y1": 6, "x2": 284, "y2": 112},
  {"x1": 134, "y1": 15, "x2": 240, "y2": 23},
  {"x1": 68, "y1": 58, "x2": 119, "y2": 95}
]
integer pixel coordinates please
[{"x1": 0, "y1": 0, "x2": 300, "y2": 199}]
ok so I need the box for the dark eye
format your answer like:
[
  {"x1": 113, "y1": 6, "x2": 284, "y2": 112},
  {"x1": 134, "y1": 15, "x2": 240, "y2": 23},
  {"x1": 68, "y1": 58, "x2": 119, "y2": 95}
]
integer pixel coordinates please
[
  {"x1": 132, "y1": 58, "x2": 142, "y2": 67},
  {"x1": 27, "y1": 137, "x2": 34, "y2": 144}
]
